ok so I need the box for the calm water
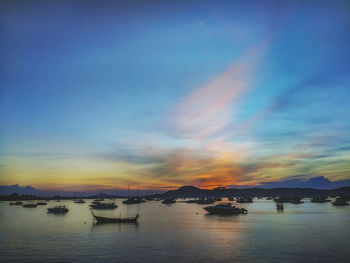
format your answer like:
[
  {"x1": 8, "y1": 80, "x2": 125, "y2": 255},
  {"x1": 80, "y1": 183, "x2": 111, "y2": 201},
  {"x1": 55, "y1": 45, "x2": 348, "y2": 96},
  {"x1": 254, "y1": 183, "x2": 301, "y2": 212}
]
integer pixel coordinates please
[{"x1": 0, "y1": 199, "x2": 349, "y2": 263}]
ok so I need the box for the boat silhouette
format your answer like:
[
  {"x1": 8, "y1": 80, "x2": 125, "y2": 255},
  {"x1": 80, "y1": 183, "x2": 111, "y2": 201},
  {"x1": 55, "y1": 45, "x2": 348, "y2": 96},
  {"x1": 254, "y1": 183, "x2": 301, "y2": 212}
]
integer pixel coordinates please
[{"x1": 92, "y1": 212, "x2": 139, "y2": 224}]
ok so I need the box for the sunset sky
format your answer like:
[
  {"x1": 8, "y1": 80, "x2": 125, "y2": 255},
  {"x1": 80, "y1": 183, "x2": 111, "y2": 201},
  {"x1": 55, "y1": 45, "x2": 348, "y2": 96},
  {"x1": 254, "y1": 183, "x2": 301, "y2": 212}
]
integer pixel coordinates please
[{"x1": 1, "y1": 0, "x2": 350, "y2": 191}]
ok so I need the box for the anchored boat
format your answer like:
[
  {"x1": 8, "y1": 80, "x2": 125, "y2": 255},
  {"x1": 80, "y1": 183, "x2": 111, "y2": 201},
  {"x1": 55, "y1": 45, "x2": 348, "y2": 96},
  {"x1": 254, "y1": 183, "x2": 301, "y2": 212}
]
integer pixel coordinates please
[
  {"x1": 123, "y1": 198, "x2": 145, "y2": 204},
  {"x1": 74, "y1": 199, "x2": 86, "y2": 204},
  {"x1": 47, "y1": 206, "x2": 69, "y2": 214},
  {"x1": 90, "y1": 202, "x2": 117, "y2": 209},
  {"x1": 332, "y1": 198, "x2": 349, "y2": 206},
  {"x1": 92, "y1": 212, "x2": 139, "y2": 224},
  {"x1": 204, "y1": 203, "x2": 248, "y2": 215},
  {"x1": 9, "y1": 201, "x2": 23, "y2": 205},
  {"x1": 276, "y1": 202, "x2": 284, "y2": 211},
  {"x1": 311, "y1": 197, "x2": 331, "y2": 203},
  {"x1": 196, "y1": 198, "x2": 215, "y2": 204},
  {"x1": 236, "y1": 197, "x2": 253, "y2": 203},
  {"x1": 162, "y1": 199, "x2": 176, "y2": 204},
  {"x1": 22, "y1": 203, "x2": 37, "y2": 208}
]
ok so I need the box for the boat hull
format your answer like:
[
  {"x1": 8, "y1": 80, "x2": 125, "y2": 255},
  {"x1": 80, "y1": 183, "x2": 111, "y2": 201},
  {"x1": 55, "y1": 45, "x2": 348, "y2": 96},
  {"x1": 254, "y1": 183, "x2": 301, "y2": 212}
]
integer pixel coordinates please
[
  {"x1": 47, "y1": 206, "x2": 69, "y2": 213},
  {"x1": 204, "y1": 206, "x2": 247, "y2": 215},
  {"x1": 92, "y1": 212, "x2": 139, "y2": 224}
]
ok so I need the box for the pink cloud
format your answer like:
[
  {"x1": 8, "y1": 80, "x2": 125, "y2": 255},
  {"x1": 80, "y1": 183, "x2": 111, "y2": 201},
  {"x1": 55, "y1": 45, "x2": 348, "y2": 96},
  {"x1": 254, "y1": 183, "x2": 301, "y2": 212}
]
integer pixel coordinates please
[{"x1": 171, "y1": 40, "x2": 267, "y2": 139}]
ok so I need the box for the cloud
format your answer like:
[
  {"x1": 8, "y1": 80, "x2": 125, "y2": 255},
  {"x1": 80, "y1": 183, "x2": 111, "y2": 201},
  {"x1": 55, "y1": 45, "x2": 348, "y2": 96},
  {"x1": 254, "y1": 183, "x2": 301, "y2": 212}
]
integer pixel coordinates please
[
  {"x1": 90, "y1": 41, "x2": 270, "y2": 188},
  {"x1": 171, "y1": 41, "x2": 267, "y2": 139}
]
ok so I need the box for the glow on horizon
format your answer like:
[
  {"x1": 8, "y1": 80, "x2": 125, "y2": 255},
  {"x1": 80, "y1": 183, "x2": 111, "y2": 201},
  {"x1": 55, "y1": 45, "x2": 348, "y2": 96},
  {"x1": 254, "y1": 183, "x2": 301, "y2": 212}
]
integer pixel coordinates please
[{"x1": 1, "y1": 0, "x2": 350, "y2": 191}]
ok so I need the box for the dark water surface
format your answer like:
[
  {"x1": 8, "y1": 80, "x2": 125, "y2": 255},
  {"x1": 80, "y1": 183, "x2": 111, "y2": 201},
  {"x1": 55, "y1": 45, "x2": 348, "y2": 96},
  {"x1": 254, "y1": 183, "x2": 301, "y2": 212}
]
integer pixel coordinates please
[{"x1": 1, "y1": 199, "x2": 349, "y2": 262}]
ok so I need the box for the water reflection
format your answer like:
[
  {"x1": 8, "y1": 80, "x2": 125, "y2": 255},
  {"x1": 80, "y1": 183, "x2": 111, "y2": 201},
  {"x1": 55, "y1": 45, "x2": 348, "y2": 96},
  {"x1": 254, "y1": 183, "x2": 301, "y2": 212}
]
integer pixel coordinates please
[
  {"x1": 1, "y1": 199, "x2": 349, "y2": 263},
  {"x1": 91, "y1": 222, "x2": 139, "y2": 232}
]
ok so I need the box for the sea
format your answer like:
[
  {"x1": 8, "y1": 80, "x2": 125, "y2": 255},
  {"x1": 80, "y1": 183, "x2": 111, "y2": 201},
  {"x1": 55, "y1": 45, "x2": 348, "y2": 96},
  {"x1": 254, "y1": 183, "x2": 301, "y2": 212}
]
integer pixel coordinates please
[{"x1": 0, "y1": 198, "x2": 349, "y2": 263}]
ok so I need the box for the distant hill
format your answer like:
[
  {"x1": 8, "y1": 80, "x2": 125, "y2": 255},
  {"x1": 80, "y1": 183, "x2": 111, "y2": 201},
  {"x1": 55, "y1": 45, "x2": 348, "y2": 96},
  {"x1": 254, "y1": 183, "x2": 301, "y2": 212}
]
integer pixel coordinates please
[
  {"x1": 1, "y1": 176, "x2": 349, "y2": 198},
  {"x1": 160, "y1": 185, "x2": 350, "y2": 199},
  {"x1": 0, "y1": 184, "x2": 38, "y2": 195},
  {"x1": 250, "y1": 176, "x2": 350, "y2": 189},
  {"x1": 0, "y1": 184, "x2": 160, "y2": 197}
]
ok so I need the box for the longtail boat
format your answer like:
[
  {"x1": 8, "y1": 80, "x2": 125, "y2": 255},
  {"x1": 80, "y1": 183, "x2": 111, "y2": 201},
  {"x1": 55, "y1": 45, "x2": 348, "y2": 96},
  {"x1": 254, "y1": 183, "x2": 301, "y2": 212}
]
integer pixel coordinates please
[{"x1": 92, "y1": 212, "x2": 139, "y2": 224}]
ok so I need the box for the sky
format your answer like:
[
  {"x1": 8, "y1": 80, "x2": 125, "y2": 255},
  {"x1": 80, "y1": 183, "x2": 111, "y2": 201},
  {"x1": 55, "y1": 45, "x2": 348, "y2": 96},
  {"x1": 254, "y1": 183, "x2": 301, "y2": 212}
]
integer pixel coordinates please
[{"x1": 1, "y1": 0, "x2": 350, "y2": 192}]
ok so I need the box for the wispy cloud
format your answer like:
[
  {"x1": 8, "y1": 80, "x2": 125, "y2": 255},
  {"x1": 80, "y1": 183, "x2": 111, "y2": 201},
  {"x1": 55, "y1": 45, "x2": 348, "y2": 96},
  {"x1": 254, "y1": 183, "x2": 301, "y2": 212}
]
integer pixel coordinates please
[{"x1": 171, "y1": 41, "x2": 267, "y2": 139}]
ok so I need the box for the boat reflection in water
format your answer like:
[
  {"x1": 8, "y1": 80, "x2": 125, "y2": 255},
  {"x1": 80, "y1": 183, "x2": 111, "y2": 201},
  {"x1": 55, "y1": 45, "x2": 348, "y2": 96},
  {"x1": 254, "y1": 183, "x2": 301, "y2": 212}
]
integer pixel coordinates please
[{"x1": 204, "y1": 203, "x2": 248, "y2": 215}]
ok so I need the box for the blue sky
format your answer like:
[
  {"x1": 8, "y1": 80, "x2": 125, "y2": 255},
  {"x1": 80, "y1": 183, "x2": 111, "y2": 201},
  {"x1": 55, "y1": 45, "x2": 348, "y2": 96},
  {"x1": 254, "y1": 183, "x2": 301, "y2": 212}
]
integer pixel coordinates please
[{"x1": 1, "y1": 0, "x2": 349, "y2": 190}]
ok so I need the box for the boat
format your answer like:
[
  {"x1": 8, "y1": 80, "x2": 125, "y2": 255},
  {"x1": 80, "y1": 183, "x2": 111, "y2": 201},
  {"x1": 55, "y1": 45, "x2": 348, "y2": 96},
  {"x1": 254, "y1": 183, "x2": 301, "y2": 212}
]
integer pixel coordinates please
[
  {"x1": 92, "y1": 212, "x2": 139, "y2": 224},
  {"x1": 332, "y1": 198, "x2": 349, "y2": 206},
  {"x1": 290, "y1": 198, "x2": 304, "y2": 204},
  {"x1": 89, "y1": 202, "x2": 118, "y2": 209},
  {"x1": 136, "y1": 197, "x2": 146, "y2": 203},
  {"x1": 276, "y1": 202, "x2": 284, "y2": 211},
  {"x1": 274, "y1": 196, "x2": 303, "y2": 204},
  {"x1": 9, "y1": 201, "x2": 23, "y2": 205},
  {"x1": 74, "y1": 199, "x2": 86, "y2": 204},
  {"x1": 47, "y1": 206, "x2": 69, "y2": 214},
  {"x1": 123, "y1": 198, "x2": 143, "y2": 204},
  {"x1": 162, "y1": 199, "x2": 176, "y2": 204},
  {"x1": 204, "y1": 203, "x2": 248, "y2": 215},
  {"x1": 196, "y1": 198, "x2": 215, "y2": 204},
  {"x1": 311, "y1": 197, "x2": 331, "y2": 203},
  {"x1": 122, "y1": 184, "x2": 146, "y2": 204},
  {"x1": 185, "y1": 199, "x2": 198, "y2": 203},
  {"x1": 92, "y1": 200, "x2": 101, "y2": 205},
  {"x1": 236, "y1": 197, "x2": 253, "y2": 203},
  {"x1": 22, "y1": 203, "x2": 37, "y2": 208},
  {"x1": 36, "y1": 202, "x2": 48, "y2": 205}
]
